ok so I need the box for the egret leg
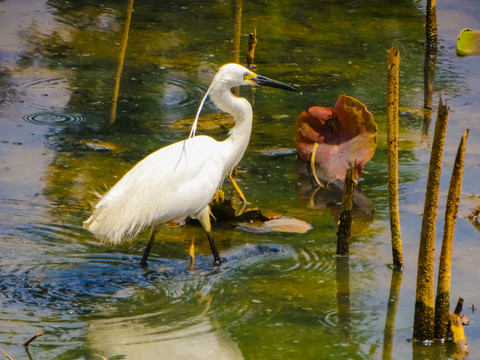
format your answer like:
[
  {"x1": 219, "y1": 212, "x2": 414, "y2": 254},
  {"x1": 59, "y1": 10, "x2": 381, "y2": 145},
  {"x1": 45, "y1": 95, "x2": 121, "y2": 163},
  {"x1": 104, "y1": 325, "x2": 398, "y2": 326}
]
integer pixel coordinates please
[
  {"x1": 140, "y1": 227, "x2": 157, "y2": 267},
  {"x1": 197, "y1": 207, "x2": 222, "y2": 266},
  {"x1": 229, "y1": 174, "x2": 248, "y2": 204},
  {"x1": 206, "y1": 230, "x2": 221, "y2": 266}
]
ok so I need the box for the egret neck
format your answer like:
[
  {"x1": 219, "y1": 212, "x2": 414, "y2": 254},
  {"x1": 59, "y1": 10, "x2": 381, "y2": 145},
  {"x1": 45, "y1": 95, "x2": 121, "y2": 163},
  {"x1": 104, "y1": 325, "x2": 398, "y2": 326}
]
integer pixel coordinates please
[{"x1": 209, "y1": 85, "x2": 253, "y2": 178}]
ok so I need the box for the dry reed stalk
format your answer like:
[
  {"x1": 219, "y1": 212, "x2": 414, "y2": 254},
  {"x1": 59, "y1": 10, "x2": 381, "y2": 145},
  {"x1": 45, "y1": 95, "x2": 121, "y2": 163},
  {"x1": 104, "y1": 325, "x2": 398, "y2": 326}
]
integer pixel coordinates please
[
  {"x1": 434, "y1": 129, "x2": 469, "y2": 339},
  {"x1": 413, "y1": 99, "x2": 450, "y2": 341},
  {"x1": 336, "y1": 163, "x2": 355, "y2": 256},
  {"x1": 386, "y1": 48, "x2": 403, "y2": 269}
]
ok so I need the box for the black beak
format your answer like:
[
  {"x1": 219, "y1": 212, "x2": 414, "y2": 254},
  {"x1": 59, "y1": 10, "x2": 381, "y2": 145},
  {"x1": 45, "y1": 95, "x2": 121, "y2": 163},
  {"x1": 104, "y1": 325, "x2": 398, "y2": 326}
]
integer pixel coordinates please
[{"x1": 251, "y1": 75, "x2": 297, "y2": 91}]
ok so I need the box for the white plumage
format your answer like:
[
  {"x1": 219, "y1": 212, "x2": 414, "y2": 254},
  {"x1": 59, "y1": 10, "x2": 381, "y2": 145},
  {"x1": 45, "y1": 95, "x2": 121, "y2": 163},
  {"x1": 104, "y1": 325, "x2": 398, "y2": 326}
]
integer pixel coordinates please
[{"x1": 84, "y1": 63, "x2": 295, "y2": 266}]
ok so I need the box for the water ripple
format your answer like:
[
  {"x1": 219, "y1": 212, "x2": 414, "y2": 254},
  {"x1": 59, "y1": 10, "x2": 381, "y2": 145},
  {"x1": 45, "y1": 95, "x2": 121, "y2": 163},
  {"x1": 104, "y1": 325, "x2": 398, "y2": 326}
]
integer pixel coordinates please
[
  {"x1": 23, "y1": 111, "x2": 85, "y2": 125},
  {"x1": 318, "y1": 306, "x2": 412, "y2": 332},
  {"x1": 0, "y1": 242, "x2": 294, "y2": 314},
  {"x1": 283, "y1": 247, "x2": 336, "y2": 277},
  {"x1": 6, "y1": 72, "x2": 86, "y2": 125},
  {"x1": 15, "y1": 76, "x2": 71, "y2": 110},
  {"x1": 158, "y1": 71, "x2": 209, "y2": 122}
]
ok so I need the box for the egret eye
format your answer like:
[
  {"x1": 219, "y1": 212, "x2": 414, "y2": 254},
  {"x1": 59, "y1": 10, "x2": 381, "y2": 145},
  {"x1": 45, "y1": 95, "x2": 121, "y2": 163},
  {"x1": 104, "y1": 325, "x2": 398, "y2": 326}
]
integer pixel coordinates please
[{"x1": 243, "y1": 72, "x2": 250, "y2": 80}]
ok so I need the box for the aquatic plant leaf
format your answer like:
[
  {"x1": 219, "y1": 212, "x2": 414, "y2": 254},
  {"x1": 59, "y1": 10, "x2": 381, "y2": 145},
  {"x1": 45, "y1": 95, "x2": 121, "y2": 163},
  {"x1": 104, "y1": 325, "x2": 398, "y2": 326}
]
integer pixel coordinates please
[
  {"x1": 294, "y1": 95, "x2": 377, "y2": 181},
  {"x1": 457, "y1": 28, "x2": 480, "y2": 57},
  {"x1": 238, "y1": 216, "x2": 312, "y2": 234},
  {"x1": 263, "y1": 217, "x2": 312, "y2": 233}
]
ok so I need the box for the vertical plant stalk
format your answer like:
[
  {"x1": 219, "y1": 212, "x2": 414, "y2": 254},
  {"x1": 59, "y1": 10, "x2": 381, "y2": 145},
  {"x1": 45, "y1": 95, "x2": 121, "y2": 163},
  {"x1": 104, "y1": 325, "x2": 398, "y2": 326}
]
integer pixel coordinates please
[
  {"x1": 413, "y1": 99, "x2": 450, "y2": 341},
  {"x1": 247, "y1": 29, "x2": 257, "y2": 68},
  {"x1": 336, "y1": 163, "x2": 355, "y2": 256},
  {"x1": 336, "y1": 257, "x2": 351, "y2": 340},
  {"x1": 422, "y1": 48, "x2": 436, "y2": 136},
  {"x1": 382, "y1": 269, "x2": 403, "y2": 360},
  {"x1": 434, "y1": 129, "x2": 469, "y2": 339},
  {"x1": 110, "y1": 0, "x2": 134, "y2": 126},
  {"x1": 245, "y1": 27, "x2": 257, "y2": 105},
  {"x1": 423, "y1": 0, "x2": 438, "y2": 136},
  {"x1": 426, "y1": 0, "x2": 438, "y2": 47},
  {"x1": 230, "y1": 0, "x2": 242, "y2": 98},
  {"x1": 231, "y1": 0, "x2": 242, "y2": 64},
  {"x1": 386, "y1": 48, "x2": 403, "y2": 269}
]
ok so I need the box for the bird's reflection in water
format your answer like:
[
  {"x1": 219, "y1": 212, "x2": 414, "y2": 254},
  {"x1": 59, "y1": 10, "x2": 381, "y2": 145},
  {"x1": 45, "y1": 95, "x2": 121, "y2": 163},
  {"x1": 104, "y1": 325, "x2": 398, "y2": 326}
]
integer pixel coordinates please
[
  {"x1": 89, "y1": 313, "x2": 244, "y2": 360},
  {"x1": 87, "y1": 243, "x2": 292, "y2": 360}
]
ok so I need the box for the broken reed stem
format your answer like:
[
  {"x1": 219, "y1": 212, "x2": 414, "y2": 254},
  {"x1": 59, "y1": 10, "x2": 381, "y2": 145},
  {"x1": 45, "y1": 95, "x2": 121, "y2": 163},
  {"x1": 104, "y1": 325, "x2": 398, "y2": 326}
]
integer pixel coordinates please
[
  {"x1": 434, "y1": 129, "x2": 469, "y2": 339},
  {"x1": 470, "y1": 203, "x2": 480, "y2": 219},
  {"x1": 109, "y1": 0, "x2": 134, "y2": 126},
  {"x1": 386, "y1": 47, "x2": 404, "y2": 269},
  {"x1": 413, "y1": 98, "x2": 450, "y2": 341},
  {"x1": 336, "y1": 162, "x2": 355, "y2": 256},
  {"x1": 247, "y1": 29, "x2": 257, "y2": 68},
  {"x1": 454, "y1": 297, "x2": 463, "y2": 315},
  {"x1": 450, "y1": 298, "x2": 469, "y2": 355},
  {"x1": 23, "y1": 332, "x2": 44, "y2": 347}
]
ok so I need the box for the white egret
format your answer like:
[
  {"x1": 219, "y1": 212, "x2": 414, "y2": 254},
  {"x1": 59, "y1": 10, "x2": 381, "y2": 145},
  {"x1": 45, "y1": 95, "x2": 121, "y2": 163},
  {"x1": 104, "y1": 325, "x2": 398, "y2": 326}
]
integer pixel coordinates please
[{"x1": 84, "y1": 63, "x2": 296, "y2": 266}]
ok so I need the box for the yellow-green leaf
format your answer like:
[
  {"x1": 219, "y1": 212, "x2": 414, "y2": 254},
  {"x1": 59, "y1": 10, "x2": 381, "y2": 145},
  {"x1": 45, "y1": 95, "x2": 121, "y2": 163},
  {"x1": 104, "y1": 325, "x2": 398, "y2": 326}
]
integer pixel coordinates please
[{"x1": 457, "y1": 28, "x2": 480, "y2": 57}]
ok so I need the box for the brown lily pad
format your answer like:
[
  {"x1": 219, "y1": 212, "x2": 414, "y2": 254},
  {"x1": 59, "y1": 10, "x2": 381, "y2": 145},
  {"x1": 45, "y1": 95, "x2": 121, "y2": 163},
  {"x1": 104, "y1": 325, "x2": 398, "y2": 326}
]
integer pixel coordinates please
[{"x1": 294, "y1": 95, "x2": 377, "y2": 181}]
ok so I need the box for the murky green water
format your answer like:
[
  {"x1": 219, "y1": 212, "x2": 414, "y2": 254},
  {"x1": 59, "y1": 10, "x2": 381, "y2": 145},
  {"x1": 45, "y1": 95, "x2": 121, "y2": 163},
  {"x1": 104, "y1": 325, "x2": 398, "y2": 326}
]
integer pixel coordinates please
[{"x1": 1, "y1": 0, "x2": 480, "y2": 359}]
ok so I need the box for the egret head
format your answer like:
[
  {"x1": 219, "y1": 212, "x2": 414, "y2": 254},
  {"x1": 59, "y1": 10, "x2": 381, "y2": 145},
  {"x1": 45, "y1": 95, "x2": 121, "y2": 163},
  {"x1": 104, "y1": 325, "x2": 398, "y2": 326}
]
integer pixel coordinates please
[
  {"x1": 189, "y1": 63, "x2": 295, "y2": 138},
  {"x1": 214, "y1": 63, "x2": 296, "y2": 91}
]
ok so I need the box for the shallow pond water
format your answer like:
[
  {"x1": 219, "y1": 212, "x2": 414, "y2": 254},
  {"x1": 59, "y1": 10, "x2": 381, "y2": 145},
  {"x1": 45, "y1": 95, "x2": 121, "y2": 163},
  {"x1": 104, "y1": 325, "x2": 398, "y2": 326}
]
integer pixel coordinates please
[{"x1": 1, "y1": 0, "x2": 480, "y2": 359}]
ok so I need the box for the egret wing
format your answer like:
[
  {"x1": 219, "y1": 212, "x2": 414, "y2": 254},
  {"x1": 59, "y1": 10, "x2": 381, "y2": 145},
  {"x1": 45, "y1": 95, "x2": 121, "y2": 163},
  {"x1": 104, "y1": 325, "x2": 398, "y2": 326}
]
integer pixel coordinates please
[{"x1": 84, "y1": 136, "x2": 225, "y2": 243}]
